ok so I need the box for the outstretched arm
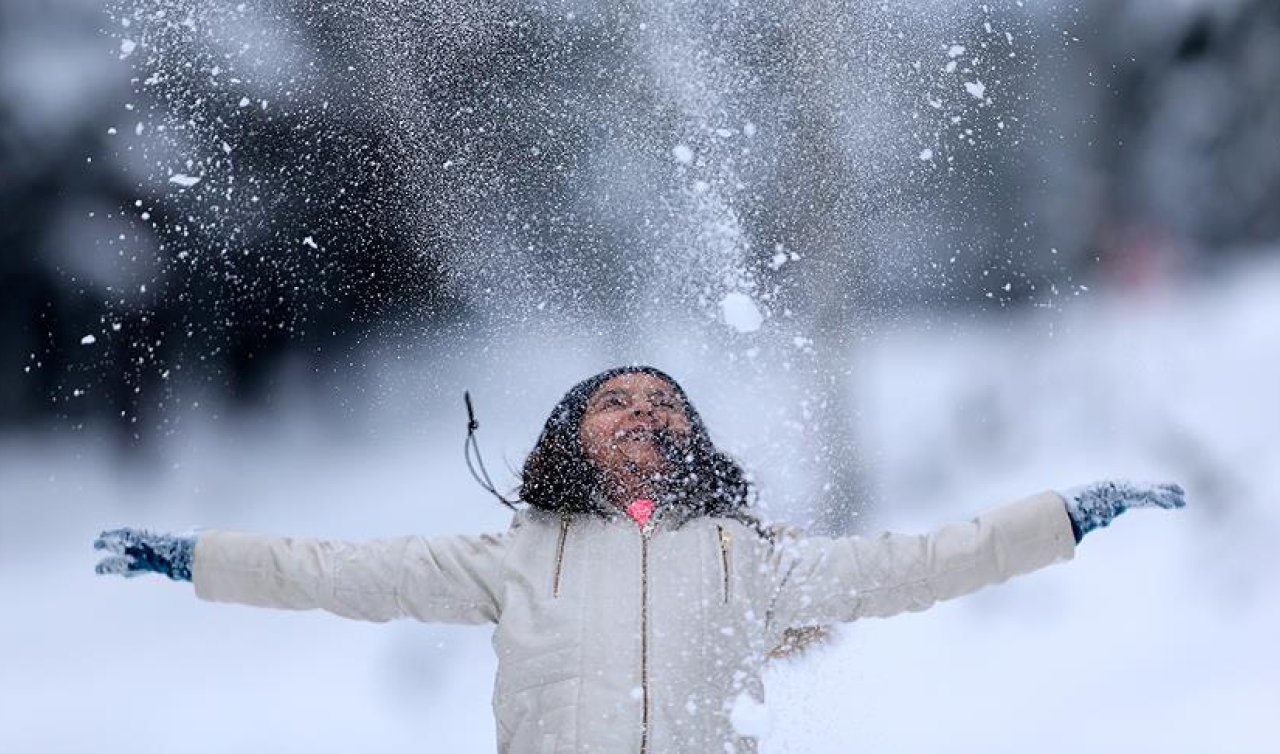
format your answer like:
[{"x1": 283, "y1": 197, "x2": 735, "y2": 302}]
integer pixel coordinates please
[
  {"x1": 95, "y1": 527, "x2": 509, "y2": 625},
  {"x1": 768, "y1": 481, "x2": 1184, "y2": 631}
]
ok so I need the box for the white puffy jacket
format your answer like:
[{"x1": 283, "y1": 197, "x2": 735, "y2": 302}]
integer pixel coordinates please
[{"x1": 193, "y1": 491, "x2": 1075, "y2": 753}]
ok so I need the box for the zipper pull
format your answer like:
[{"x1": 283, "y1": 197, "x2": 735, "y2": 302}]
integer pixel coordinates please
[
  {"x1": 717, "y1": 525, "x2": 733, "y2": 604},
  {"x1": 551, "y1": 517, "x2": 570, "y2": 598}
]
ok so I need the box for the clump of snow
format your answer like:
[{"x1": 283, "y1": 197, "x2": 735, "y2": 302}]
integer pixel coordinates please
[
  {"x1": 672, "y1": 144, "x2": 694, "y2": 164},
  {"x1": 964, "y1": 80, "x2": 986, "y2": 99},
  {"x1": 168, "y1": 174, "x2": 202, "y2": 188},
  {"x1": 79, "y1": 334, "x2": 96, "y2": 345},
  {"x1": 729, "y1": 691, "x2": 771, "y2": 739},
  {"x1": 919, "y1": 148, "x2": 934, "y2": 161},
  {"x1": 720, "y1": 292, "x2": 763, "y2": 333}
]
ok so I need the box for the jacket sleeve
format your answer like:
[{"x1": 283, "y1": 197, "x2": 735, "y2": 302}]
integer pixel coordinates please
[
  {"x1": 192, "y1": 530, "x2": 508, "y2": 624},
  {"x1": 767, "y1": 491, "x2": 1075, "y2": 630}
]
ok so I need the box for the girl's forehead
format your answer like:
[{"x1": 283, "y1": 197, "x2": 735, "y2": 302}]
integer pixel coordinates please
[{"x1": 592, "y1": 372, "x2": 677, "y2": 396}]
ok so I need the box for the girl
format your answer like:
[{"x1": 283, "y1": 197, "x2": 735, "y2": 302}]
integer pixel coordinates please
[{"x1": 95, "y1": 365, "x2": 1185, "y2": 753}]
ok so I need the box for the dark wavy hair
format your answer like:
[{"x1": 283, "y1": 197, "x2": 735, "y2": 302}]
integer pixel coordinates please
[{"x1": 520, "y1": 366, "x2": 758, "y2": 527}]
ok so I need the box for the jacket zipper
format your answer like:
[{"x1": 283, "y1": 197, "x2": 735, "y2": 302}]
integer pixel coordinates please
[
  {"x1": 639, "y1": 523, "x2": 652, "y2": 754},
  {"x1": 717, "y1": 525, "x2": 733, "y2": 604},
  {"x1": 551, "y1": 517, "x2": 570, "y2": 598}
]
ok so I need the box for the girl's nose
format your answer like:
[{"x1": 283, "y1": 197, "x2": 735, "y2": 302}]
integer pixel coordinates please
[{"x1": 631, "y1": 397, "x2": 659, "y2": 415}]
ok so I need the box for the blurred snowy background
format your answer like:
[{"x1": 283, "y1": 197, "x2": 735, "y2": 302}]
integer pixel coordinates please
[{"x1": 2, "y1": 0, "x2": 1278, "y2": 751}]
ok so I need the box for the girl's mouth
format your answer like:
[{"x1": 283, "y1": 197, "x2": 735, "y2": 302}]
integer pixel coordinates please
[{"x1": 616, "y1": 426, "x2": 659, "y2": 442}]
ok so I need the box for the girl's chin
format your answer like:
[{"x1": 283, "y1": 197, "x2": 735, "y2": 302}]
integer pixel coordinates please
[
  {"x1": 624, "y1": 462, "x2": 666, "y2": 477},
  {"x1": 612, "y1": 454, "x2": 669, "y2": 477}
]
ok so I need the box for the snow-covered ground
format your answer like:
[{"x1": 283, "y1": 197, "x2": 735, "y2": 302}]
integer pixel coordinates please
[{"x1": 2, "y1": 259, "x2": 1277, "y2": 753}]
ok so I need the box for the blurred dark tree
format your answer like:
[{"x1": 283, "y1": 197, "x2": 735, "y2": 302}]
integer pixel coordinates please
[
  {"x1": 0, "y1": 0, "x2": 462, "y2": 440},
  {"x1": 1083, "y1": 0, "x2": 1280, "y2": 268}
]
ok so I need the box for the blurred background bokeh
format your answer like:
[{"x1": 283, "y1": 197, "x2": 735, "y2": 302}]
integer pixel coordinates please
[{"x1": 2, "y1": 0, "x2": 1278, "y2": 751}]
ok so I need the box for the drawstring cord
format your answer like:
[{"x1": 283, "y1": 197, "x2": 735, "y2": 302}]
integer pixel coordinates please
[{"x1": 464, "y1": 391, "x2": 520, "y2": 510}]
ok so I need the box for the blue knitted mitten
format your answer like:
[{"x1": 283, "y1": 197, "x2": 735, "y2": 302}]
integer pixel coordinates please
[
  {"x1": 1058, "y1": 480, "x2": 1186, "y2": 543},
  {"x1": 94, "y1": 528, "x2": 196, "y2": 582}
]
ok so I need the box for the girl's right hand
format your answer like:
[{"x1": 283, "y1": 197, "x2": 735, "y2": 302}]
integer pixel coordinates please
[{"x1": 94, "y1": 528, "x2": 196, "y2": 582}]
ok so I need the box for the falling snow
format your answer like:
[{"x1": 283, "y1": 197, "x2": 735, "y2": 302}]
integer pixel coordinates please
[
  {"x1": 720, "y1": 292, "x2": 764, "y2": 333},
  {"x1": 5, "y1": 0, "x2": 1279, "y2": 751}
]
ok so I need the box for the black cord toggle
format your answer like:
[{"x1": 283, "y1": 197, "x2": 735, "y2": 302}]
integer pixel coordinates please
[{"x1": 464, "y1": 391, "x2": 519, "y2": 510}]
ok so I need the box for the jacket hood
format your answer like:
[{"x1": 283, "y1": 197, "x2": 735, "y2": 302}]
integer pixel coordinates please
[{"x1": 542, "y1": 365, "x2": 704, "y2": 454}]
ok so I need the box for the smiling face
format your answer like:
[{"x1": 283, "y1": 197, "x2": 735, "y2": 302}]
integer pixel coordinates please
[
  {"x1": 520, "y1": 366, "x2": 753, "y2": 517},
  {"x1": 578, "y1": 372, "x2": 693, "y2": 486}
]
